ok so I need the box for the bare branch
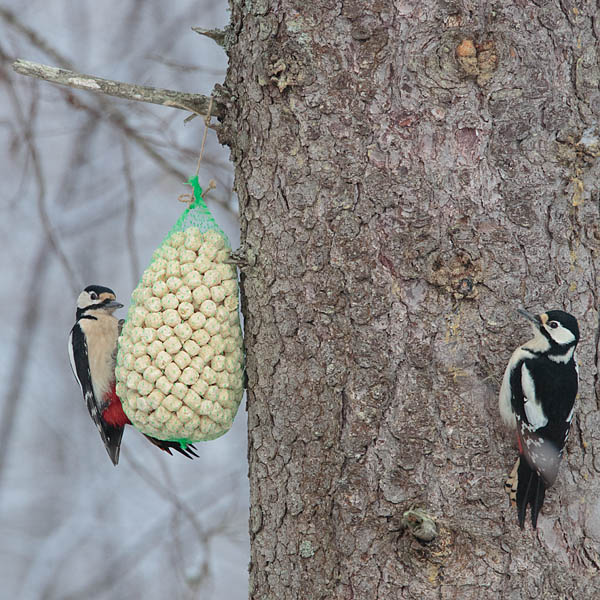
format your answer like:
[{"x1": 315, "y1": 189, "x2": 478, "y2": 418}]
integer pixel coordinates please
[
  {"x1": 192, "y1": 26, "x2": 226, "y2": 46},
  {"x1": 12, "y1": 59, "x2": 223, "y2": 118},
  {"x1": 0, "y1": 16, "x2": 190, "y2": 181},
  {"x1": 100, "y1": 104, "x2": 189, "y2": 181},
  {"x1": 60, "y1": 507, "x2": 187, "y2": 600},
  {"x1": 2, "y1": 12, "x2": 236, "y2": 212}
]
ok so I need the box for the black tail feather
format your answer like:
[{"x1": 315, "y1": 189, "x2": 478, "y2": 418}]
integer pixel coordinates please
[
  {"x1": 143, "y1": 435, "x2": 199, "y2": 459},
  {"x1": 532, "y1": 473, "x2": 545, "y2": 529},
  {"x1": 516, "y1": 456, "x2": 546, "y2": 529},
  {"x1": 103, "y1": 423, "x2": 125, "y2": 466}
]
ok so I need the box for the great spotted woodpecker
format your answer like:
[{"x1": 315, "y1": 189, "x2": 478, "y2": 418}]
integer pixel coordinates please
[
  {"x1": 499, "y1": 309, "x2": 579, "y2": 528},
  {"x1": 68, "y1": 285, "x2": 198, "y2": 465}
]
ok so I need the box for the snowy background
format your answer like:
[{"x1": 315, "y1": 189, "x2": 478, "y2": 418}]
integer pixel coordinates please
[{"x1": 0, "y1": 2, "x2": 248, "y2": 599}]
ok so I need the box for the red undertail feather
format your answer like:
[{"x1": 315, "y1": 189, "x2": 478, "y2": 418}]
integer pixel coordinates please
[
  {"x1": 102, "y1": 384, "x2": 131, "y2": 427},
  {"x1": 516, "y1": 432, "x2": 523, "y2": 454},
  {"x1": 103, "y1": 383, "x2": 198, "y2": 459}
]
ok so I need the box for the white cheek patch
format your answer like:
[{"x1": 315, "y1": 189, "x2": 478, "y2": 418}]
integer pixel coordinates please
[
  {"x1": 77, "y1": 291, "x2": 91, "y2": 309},
  {"x1": 546, "y1": 324, "x2": 576, "y2": 345},
  {"x1": 521, "y1": 365, "x2": 548, "y2": 430}
]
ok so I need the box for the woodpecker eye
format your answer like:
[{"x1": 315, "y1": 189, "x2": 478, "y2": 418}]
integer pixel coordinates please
[
  {"x1": 549, "y1": 321, "x2": 559, "y2": 329},
  {"x1": 89, "y1": 291, "x2": 98, "y2": 300}
]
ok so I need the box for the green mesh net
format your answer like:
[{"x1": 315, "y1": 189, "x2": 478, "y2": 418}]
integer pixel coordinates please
[
  {"x1": 170, "y1": 177, "x2": 229, "y2": 241},
  {"x1": 115, "y1": 177, "x2": 244, "y2": 446}
]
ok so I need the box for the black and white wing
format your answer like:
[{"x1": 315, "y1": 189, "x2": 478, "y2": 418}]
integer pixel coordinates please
[
  {"x1": 520, "y1": 359, "x2": 575, "y2": 485},
  {"x1": 68, "y1": 323, "x2": 123, "y2": 465},
  {"x1": 507, "y1": 358, "x2": 569, "y2": 528}
]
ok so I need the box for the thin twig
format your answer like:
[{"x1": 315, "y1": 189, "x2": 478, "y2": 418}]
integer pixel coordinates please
[
  {"x1": 60, "y1": 505, "x2": 189, "y2": 600},
  {"x1": 3, "y1": 12, "x2": 236, "y2": 214},
  {"x1": 0, "y1": 6, "x2": 73, "y2": 68},
  {"x1": 53, "y1": 86, "x2": 188, "y2": 181},
  {"x1": 0, "y1": 239, "x2": 50, "y2": 493},
  {"x1": 104, "y1": 106, "x2": 189, "y2": 180},
  {"x1": 156, "y1": 459, "x2": 190, "y2": 594},
  {"x1": 146, "y1": 54, "x2": 226, "y2": 77},
  {"x1": 162, "y1": 98, "x2": 219, "y2": 130},
  {"x1": 0, "y1": 15, "x2": 189, "y2": 185},
  {"x1": 1, "y1": 54, "x2": 81, "y2": 292},
  {"x1": 53, "y1": 116, "x2": 102, "y2": 209},
  {"x1": 20, "y1": 476, "x2": 112, "y2": 598},
  {"x1": 58, "y1": 468, "x2": 245, "y2": 600},
  {"x1": 123, "y1": 448, "x2": 208, "y2": 543},
  {"x1": 121, "y1": 138, "x2": 141, "y2": 285},
  {"x1": 12, "y1": 58, "x2": 223, "y2": 117}
]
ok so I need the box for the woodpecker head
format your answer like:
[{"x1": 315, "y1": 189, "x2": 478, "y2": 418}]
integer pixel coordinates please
[
  {"x1": 76, "y1": 285, "x2": 123, "y2": 319},
  {"x1": 519, "y1": 308, "x2": 579, "y2": 357}
]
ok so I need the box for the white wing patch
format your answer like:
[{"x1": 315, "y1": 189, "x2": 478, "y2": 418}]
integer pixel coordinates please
[
  {"x1": 499, "y1": 347, "x2": 537, "y2": 429},
  {"x1": 521, "y1": 365, "x2": 548, "y2": 430},
  {"x1": 68, "y1": 330, "x2": 82, "y2": 393},
  {"x1": 499, "y1": 361, "x2": 517, "y2": 429}
]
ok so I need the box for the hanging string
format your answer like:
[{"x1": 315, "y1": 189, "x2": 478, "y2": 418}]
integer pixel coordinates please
[
  {"x1": 195, "y1": 96, "x2": 214, "y2": 177},
  {"x1": 176, "y1": 96, "x2": 215, "y2": 204}
]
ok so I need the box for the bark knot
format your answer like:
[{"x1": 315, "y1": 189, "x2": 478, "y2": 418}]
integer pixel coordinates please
[
  {"x1": 456, "y1": 38, "x2": 498, "y2": 86},
  {"x1": 402, "y1": 508, "x2": 438, "y2": 543},
  {"x1": 426, "y1": 249, "x2": 482, "y2": 299}
]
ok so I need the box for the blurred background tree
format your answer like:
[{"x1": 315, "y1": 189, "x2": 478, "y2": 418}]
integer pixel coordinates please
[
  {"x1": 0, "y1": 3, "x2": 247, "y2": 599},
  {"x1": 4, "y1": 1, "x2": 600, "y2": 599}
]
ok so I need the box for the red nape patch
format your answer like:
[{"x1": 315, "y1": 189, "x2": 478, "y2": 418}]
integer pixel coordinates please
[{"x1": 102, "y1": 385, "x2": 130, "y2": 427}]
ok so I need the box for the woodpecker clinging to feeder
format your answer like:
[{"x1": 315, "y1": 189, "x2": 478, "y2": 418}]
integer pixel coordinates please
[
  {"x1": 499, "y1": 308, "x2": 579, "y2": 528},
  {"x1": 68, "y1": 285, "x2": 198, "y2": 464}
]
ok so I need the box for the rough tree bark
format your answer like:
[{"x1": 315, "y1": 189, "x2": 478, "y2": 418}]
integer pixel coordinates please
[{"x1": 218, "y1": 1, "x2": 600, "y2": 598}]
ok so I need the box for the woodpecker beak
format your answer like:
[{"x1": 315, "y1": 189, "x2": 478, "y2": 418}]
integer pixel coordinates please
[
  {"x1": 105, "y1": 300, "x2": 124, "y2": 309},
  {"x1": 517, "y1": 308, "x2": 541, "y2": 325}
]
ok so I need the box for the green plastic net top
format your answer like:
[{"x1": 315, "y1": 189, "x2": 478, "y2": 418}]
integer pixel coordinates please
[{"x1": 170, "y1": 177, "x2": 230, "y2": 243}]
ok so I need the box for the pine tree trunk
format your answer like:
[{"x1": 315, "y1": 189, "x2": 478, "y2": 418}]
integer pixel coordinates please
[{"x1": 218, "y1": 1, "x2": 600, "y2": 598}]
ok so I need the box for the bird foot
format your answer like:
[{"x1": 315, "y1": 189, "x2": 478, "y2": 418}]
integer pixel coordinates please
[{"x1": 504, "y1": 457, "x2": 520, "y2": 508}]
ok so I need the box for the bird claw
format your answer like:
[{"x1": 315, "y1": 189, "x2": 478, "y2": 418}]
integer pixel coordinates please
[{"x1": 504, "y1": 457, "x2": 520, "y2": 508}]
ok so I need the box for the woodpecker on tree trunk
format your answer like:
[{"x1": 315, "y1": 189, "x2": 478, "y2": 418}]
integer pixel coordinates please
[{"x1": 499, "y1": 308, "x2": 579, "y2": 529}]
